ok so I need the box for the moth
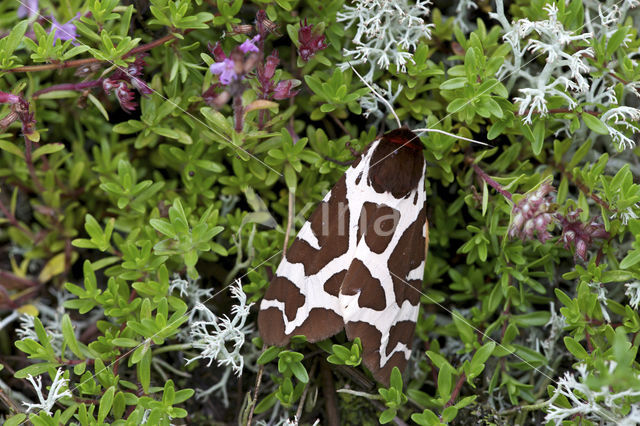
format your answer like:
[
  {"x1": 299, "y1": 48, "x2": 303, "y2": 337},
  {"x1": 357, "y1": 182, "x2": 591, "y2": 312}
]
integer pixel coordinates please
[{"x1": 258, "y1": 126, "x2": 428, "y2": 385}]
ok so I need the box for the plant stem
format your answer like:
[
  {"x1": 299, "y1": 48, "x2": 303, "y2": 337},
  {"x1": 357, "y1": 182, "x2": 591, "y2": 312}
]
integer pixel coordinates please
[
  {"x1": 24, "y1": 136, "x2": 45, "y2": 193},
  {"x1": 246, "y1": 358, "x2": 265, "y2": 426},
  {"x1": 471, "y1": 163, "x2": 513, "y2": 201},
  {"x1": 444, "y1": 373, "x2": 466, "y2": 409},
  {"x1": 233, "y1": 95, "x2": 244, "y2": 132}
]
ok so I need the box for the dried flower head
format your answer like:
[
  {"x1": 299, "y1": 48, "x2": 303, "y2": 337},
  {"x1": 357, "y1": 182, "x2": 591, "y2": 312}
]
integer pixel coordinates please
[
  {"x1": 102, "y1": 55, "x2": 152, "y2": 112},
  {"x1": 557, "y1": 209, "x2": 609, "y2": 261},
  {"x1": 508, "y1": 181, "x2": 556, "y2": 242}
]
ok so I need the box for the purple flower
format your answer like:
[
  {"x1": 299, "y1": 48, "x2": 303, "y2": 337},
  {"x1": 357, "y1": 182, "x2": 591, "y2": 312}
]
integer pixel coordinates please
[
  {"x1": 17, "y1": 0, "x2": 38, "y2": 18},
  {"x1": 210, "y1": 58, "x2": 237, "y2": 85},
  {"x1": 239, "y1": 35, "x2": 260, "y2": 54},
  {"x1": 50, "y1": 13, "x2": 80, "y2": 45}
]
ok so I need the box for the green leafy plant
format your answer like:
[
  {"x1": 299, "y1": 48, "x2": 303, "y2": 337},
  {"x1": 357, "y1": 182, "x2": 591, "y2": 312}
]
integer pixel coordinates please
[{"x1": 2, "y1": 0, "x2": 640, "y2": 424}]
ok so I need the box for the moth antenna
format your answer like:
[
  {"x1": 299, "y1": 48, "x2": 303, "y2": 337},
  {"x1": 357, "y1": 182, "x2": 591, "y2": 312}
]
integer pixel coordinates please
[
  {"x1": 412, "y1": 128, "x2": 493, "y2": 147},
  {"x1": 349, "y1": 61, "x2": 402, "y2": 129}
]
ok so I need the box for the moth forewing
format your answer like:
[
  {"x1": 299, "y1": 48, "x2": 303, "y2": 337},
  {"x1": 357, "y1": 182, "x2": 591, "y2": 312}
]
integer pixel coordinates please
[{"x1": 258, "y1": 128, "x2": 428, "y2": 386}]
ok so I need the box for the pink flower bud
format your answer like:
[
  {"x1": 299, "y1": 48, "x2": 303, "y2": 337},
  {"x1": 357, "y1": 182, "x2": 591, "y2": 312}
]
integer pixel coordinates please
[
  {"x1": 264, "y1": 54, "x2": 280, "y2": 80},
  {"x1": 0, "y1": 91, "x2": 21, "y2": 104},
  {"x1": 273, "y1": 80, "x2": 300, "y2": 100}
]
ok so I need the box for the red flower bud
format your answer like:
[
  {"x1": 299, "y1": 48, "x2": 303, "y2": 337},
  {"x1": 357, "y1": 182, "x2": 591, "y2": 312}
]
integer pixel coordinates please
[
  {"x1": 298, "y1": 19, "x2": 327, "y2": 61},
  {"x1": 208, "y1": 42, "x2": 227, "y2": 62}
]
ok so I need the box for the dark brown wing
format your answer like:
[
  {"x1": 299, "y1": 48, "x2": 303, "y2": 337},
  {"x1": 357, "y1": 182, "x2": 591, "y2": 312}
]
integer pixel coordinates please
[{"x1": 339, "y1": 129, "x2": 427, "y2": 385}]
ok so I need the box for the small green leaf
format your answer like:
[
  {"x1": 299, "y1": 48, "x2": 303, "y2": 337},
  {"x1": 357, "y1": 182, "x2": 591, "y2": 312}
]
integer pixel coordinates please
[
  {"x1": 582, "y1": 113, "x2": 609, "y2": 135},
  {"x1": 620, "y1": 249, "x2": 640, "y2": 269},
  {"x1": 3, "y1": 414, "x2": 27, "y2": 426},
  {"x1": 564, "y1": 337, "x2": 588, "y2": 360},
  {"x1": 439, "y1": 77, "x2": 467, "y2": 90},
  {"x1": 379, "y1": 407, "x2": 397, "y2": 424},
  {"x1": 32, "y1": 143, "x2": 65, "y2": 160},
  {"x1": 532, "y1": 119, "x2": 545, "y2": 155},
  {"x1": 98, "y1": 386, "x2": 116, "y2": 423},
  {"x1": 0, "y1": 140, "x2": 25, "y2": 158},
  {"x1": 61, "y1": 314, "x2": 84, "y2": 359}
]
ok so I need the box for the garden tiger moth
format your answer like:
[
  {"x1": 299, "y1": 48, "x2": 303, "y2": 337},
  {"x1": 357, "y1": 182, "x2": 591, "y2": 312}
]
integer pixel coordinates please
[
  {"x1": 257, "y1": 63, "x2": 490, "y2": 385},
  {"x1": 258, "y1": 126, "x2": 428, "y2": 385}
]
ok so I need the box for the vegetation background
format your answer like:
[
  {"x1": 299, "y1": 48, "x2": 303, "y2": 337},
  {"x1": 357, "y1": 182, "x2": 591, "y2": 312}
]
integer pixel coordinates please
[{"x1": 1, "y1": 0, "x2": 640, "y2": 424}]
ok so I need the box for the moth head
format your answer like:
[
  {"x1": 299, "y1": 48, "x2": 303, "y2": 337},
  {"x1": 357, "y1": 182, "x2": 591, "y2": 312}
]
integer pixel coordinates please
[{"x1": 383, "y1": 127, "x2": 423, "y2": 152}]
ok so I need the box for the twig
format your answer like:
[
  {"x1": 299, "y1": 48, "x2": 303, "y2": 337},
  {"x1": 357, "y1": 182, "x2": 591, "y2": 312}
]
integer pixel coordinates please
[
  {"x1": 23, "y1": 136, "x2": 45, "y2": 194},
  {"x1": 295, "y1": 360, "x2": 318, "y2": 421},
  {"x1": 443, "y1": 373, "x2": 466, "y2": 409},
  {"x1": 233, "y1": 94, "x2": 244, "y2": 132},
  {"x1": 246, "y1": 348, "x2": 266, "y2": 426},
  {"x1": 328, "y1": 112, "x2": 352, "y2": 137},
  {"x1": 0, "y1": 270, "x2": 39, "y2": 290},
  {"x1": 10, "y1": 285, "x2": 42, "y2": 307},
  {"x1": 336, "y1": 388, "x2": 381, "y2": 399},
  {"x1": 370, "y1": 400, "x2": 410, "y2": 426},
  {"x1": 322, "y1": 155, "x2": 353, "y2": 167},
  {"x1": 0, "y1": 389, "x2": 22, "y2": 415},
  {"x1": 499, "y1": 400, "x2": 550, "y2": 416},
  {"x1": 321, "y1": 360, "x2": 340, "y2": 426}
]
